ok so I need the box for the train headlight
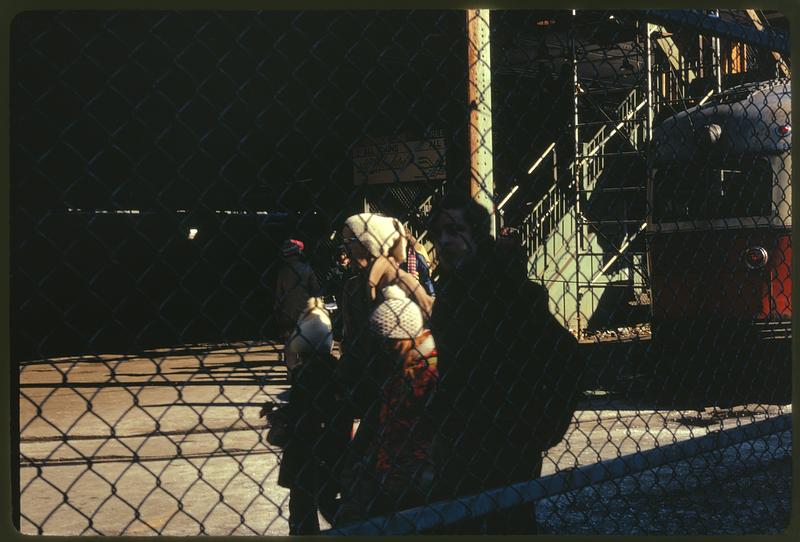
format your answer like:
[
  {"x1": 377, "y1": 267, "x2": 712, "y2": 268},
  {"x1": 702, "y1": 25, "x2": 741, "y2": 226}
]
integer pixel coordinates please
[{"x1": 743, "y1": 246, "x2": 768, "y2": 270}]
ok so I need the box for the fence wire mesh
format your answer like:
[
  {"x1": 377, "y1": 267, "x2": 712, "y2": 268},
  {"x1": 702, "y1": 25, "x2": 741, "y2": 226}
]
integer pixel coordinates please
[{"x1": 11, "y1": 8, "x2": 792, "y2": 536}]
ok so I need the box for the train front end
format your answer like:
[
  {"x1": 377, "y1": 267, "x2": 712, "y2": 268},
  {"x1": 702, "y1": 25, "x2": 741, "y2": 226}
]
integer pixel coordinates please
[{"x1": 646, "y1": 79, "x2": 791, "y2": 402}]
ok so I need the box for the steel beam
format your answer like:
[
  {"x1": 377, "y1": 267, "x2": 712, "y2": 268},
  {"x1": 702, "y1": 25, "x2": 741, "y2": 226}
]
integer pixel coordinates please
[
  {"x1": 641, "y1": 10, "x2": 789, "y2": 55},
  {"x1": 745, "y1": 9, "x2": 790, "y2": 77}
]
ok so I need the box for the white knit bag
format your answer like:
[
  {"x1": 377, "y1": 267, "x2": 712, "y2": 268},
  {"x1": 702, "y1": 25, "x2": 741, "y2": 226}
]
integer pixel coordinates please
[{"x1": 368, "y1": 284, "x2": 424, "y2": 340}]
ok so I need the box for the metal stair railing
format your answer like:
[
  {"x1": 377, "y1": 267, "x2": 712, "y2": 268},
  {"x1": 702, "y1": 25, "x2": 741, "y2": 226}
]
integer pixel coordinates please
[
  {"x1": 520, "y1": 126, "x2": 608, "y2": 270},
  {"x1": 522, "y1": 85, "x2": 649, "y2": 278},
  {"x1": 518, "y1": 143, "x2": 564, "y2": 259},
  {"x1": 521, "y1": 116, "x2": 613, "y2": 262},
  {"x1": 579, "y1": 88, "x2": 647, "y2": 192},
  {"x1": 521, "y1": 174, "x2": 568, "y2": 261},
  {"x1": 581, "y1": 127, "x2": 607, "y2": 193},
  {"x1": 522, "y1": 113, "x2": 605, "y2": 260},
  {"x1": 588, "y1": 221, "x2": 649, "y2": 285},
  {"x1": 414, "y1": 181, "x2": 446, "y2": 220},
  {"x1": 580, "y1": 88, "x2": 650, "y2": 285},
  {"x1": 402, "y1": 181, "x2": 447, "y2": 264},
  {"x1": 616, "y1": 88, "x2": 643, "y2": 150}
]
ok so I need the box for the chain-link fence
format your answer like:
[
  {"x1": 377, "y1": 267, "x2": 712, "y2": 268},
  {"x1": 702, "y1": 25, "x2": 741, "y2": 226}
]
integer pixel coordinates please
[{"x1": 11, "y1": 9, "x2": 792, "y2": 536}]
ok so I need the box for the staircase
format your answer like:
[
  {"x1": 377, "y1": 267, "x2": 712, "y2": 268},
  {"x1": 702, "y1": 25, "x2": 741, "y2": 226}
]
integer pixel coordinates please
[
  {"x1": 513, "y1": 18, "x2": 726, "y2": 334},
  {"x1": 522, "y1": 84, "x2": 650, "y2": 334},
  {"x1": 403, "y1": 182, "x2": 447, "y2": 265}
]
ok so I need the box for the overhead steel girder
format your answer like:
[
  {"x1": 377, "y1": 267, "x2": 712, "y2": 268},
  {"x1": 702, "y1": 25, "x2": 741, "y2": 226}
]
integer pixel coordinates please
[
  {"x1": 639, "y1": 10, "x2": 789, "y2": 56},
  {"x1": 745, "y1": 9, "x2": 790, "y2": 76}
]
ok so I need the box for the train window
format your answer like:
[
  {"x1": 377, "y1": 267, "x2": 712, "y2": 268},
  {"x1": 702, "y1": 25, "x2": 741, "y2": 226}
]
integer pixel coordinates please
[
  {"x1": 653, "y1": 164, "x2": 702, "y2": 221},
  {"x1": 654, "y1": 155, "x2": 772, "y2": 221}
]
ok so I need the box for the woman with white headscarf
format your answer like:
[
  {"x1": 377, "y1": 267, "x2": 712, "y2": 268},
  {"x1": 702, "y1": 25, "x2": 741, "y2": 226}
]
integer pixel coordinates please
[
  {"x1": 341, "y1": 214, "x2": 433, "y2": 315},
  {"x1": 333, "y1": 213, "x2": 438, "y2": 523}
]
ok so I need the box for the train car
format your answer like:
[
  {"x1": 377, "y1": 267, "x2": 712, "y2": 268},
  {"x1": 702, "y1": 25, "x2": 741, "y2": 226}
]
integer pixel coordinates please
[{"x1": 646, "y1": 79, "x2": 791, "y2": 402}]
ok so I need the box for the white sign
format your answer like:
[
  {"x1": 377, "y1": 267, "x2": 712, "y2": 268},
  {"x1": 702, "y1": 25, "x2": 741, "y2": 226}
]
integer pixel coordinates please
[{"x1": 353, "y1": 136, "x2": 447, "y2": 185}]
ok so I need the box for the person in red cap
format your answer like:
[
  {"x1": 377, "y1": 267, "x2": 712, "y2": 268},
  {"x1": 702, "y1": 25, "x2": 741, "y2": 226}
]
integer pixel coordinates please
[{"x1": 274, "y1": 238, "x2": 321, "y2": 346}]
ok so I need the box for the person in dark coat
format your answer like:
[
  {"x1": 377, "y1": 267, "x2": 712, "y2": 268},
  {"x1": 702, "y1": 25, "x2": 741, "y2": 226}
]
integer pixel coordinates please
[
  {"x1": 323, "y1": 246, "x2": 354, "y2": 302},
  {"x1": 274, "y1": 239, "x2": 322, "y2": 341},
  {"x1": 271, "y1": 350, "x2": 351, "y2": 534},
  {"x1": 427, "y1": 193, "x2": 583, "y2": 534},
  {"x1": 323, "y1": 246, "x2": 355, "y2": 340}
]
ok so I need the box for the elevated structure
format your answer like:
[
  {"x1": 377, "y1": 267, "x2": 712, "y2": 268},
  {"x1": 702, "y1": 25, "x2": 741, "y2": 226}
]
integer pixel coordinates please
[
  {"x1": 362, "y1": 9, "x2": 789, "y2": 336},
  {"x1": 497, "y1": 9, "x2": 789, "y2": 335}
]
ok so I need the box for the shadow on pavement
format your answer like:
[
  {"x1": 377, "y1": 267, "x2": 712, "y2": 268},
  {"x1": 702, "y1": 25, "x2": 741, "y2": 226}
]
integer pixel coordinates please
[{"x1": 580, "y1": 335, "x2": 791, "y2": 411}]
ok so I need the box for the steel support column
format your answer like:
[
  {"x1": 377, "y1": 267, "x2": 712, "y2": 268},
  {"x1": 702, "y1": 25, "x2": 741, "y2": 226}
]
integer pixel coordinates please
[{"x1": 467, "y1": 9, "x2": 496, "y2": 237}]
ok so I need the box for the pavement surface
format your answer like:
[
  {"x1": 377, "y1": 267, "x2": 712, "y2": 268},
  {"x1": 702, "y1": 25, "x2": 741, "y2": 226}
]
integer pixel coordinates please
[
  {"x1": 538, "y1": 431, "x2": 792, "y2": 535},
  {"x1": 17, "y1": 341, "x2": 792, "y2": 535}
]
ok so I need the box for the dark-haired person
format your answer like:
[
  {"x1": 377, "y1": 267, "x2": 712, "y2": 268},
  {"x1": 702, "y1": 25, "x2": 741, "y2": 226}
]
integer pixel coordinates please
[
  {"x1": 323, "y1": 246, "x2": 355, "y2": 340},
  {"x1": 427, "y1": 193, "x2": 583, "y2": 534}
]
